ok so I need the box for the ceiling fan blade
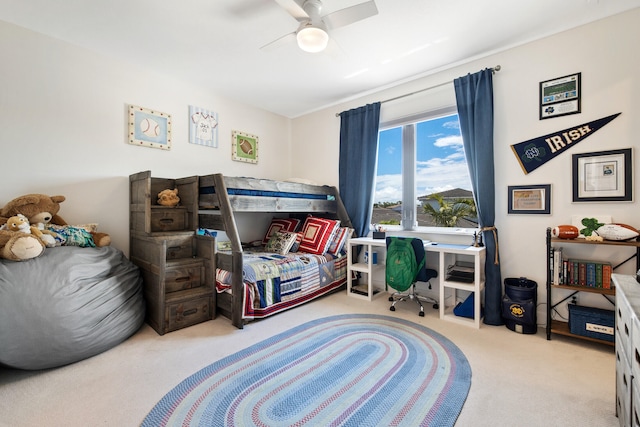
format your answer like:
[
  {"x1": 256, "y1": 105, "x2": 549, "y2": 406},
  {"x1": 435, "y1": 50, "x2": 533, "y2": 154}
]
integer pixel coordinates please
[
  {"x1": 272, "y1": 0, "x2": 309, "y2": 22},
  {"x1": 260, "y1": 31, "x2": 297, "y2": 51},
  {"x1": 322, "y1": 1, "x2": 378, "y2": 30}
]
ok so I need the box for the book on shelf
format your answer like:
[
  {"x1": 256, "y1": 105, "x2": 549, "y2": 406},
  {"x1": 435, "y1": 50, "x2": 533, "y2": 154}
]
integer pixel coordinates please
[
  {"x1": 548, "y1": 247, "x2": 612, "y2": 288},
  {"x1": 552, "y1": 247, "x2": 563, "y2": 285}
]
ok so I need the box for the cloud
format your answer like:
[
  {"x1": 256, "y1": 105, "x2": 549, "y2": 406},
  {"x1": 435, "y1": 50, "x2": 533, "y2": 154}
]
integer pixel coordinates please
[
  {"x1": 443, "y1": 120, "x2": 460, "y2": 130},
  {"x1": 374, "y1": 116, "x2": 469, "y2": 203},
  {"x1": 374, "y1": 174, "x2": 403, "y2": 203},
  {"x1": 375, "y1": 154, "x2": 471, "y2": 203},
  {"x1": 433, "y1": 134, "x2": 463, "y2": 148}
]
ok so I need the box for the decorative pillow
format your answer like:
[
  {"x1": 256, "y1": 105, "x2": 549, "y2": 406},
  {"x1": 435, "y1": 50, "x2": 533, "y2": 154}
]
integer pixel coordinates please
[
  {"x1": 289, "y1": 232, "x2": 303, "y2": 253},
  {"x1": 261, "y1": 218, "x2": 301, "y2": 245},
  {"x1": 596, "y1": 224, "x2": 639, "y2": 241},
  {"x1": 298, "y1": 217, "x2": 340, "y2": 255},
  {"x1": 265, "y1": 231, "x2": 298, "y2": 255},
  {"x1": 327, "y1": 227, "x2": 354, "y2": 255}
]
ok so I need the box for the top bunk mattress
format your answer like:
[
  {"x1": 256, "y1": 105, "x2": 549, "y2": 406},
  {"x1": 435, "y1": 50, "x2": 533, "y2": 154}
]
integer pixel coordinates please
[{"x1": 198, "y1": 174, "x2": 339, "y2": 213}]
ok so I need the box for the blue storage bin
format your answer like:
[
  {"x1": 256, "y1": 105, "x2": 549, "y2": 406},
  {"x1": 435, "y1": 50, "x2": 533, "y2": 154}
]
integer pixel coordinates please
[{"x1": 568, "y1": 304, "x2": 615, "y2": 342}]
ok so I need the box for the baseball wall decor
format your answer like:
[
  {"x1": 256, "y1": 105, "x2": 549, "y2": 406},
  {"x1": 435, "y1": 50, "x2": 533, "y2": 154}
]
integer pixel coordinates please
[{"x1": 128, "y1": 105, "x2": 172, "y2": 150}]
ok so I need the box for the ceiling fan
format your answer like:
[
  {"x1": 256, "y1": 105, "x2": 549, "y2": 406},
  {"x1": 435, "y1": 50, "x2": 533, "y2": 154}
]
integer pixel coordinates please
[{"x1": 262, "y1": 0, "x2": 378, "y2": 53}]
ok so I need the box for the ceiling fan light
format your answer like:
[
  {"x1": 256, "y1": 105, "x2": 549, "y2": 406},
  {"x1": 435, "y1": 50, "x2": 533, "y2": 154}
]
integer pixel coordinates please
[{"x1": 296, "y1": 26, "x2": 329, "y2": 53}]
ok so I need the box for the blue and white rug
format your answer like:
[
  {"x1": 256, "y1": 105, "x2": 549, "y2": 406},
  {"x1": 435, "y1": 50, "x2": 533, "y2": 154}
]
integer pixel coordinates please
[{"x1": 142, "y1": 314, "x2": 471, "y2": 426}]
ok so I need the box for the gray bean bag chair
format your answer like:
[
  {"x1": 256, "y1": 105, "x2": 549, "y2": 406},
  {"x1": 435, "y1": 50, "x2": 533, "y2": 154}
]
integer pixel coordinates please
[{"x1": 0, "y1": 246, "x2": 145, "y2": 370}]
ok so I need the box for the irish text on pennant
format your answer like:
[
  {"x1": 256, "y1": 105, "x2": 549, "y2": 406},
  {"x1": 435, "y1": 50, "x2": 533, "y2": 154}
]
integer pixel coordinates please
[{"x1": 511, "y1": 112, "x2": 621, "y2": 174}]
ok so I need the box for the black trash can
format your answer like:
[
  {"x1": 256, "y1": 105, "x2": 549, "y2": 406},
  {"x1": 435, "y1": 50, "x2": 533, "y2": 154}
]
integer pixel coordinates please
[{"x1": 502, "y1": 277, "x2": 537, "y2": 334}]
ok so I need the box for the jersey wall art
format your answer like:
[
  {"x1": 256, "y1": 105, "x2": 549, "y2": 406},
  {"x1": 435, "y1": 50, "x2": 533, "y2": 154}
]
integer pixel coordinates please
[{"x1": 189, "y1": 105, "x2": 219, "y2": 148}]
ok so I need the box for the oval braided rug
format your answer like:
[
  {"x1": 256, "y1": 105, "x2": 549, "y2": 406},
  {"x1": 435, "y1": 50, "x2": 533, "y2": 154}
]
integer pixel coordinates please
[{"x1": 142, "y1": 314, "x2": 471, "y2": 427}]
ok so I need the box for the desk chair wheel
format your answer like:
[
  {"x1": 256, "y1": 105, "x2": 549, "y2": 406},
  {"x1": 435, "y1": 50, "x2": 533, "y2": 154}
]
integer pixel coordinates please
[
  {"x1": 390, "y1": 306, "x2": 396, "y2": 312},
  {"x1": 419, "y1": 311, "x2": 425, "y2": 317},
  {"x1": 388, "y1": 296, "x2": 394, "y2": 302},
  {"x1": 433, "y1": 303, "x2": 439, "y2": 309}
]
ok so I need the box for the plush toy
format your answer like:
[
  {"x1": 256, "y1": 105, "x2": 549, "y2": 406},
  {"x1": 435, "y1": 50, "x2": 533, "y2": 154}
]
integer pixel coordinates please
[
  {"x1": 3, "y1": 214, "x2": 58, "y2": 247},
  {"x1": 4, "y1": 214, "x2": 30, "y2": 233},
  {"x1": 0, "y1": 194, "x2": 111, "y2": 248},
  {"x1": 157, "y1": 188, "x2": 180, "y2": 207},
  {"x1": 0, "y1": 229, "x2": 45, "y2": 261},
  {"x1": 596, "y1": 223, "x2": 639, "y2": 241}
]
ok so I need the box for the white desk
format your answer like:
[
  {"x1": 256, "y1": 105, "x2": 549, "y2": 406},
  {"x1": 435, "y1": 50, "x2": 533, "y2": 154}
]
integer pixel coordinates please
[
  {"x1": 346, "y1": 237, "x2": 486, "y2": 327},
  {"x1": 346, "y1": 237, "x2": 389, "y2": 301},
  {"x1": 435, "y1": 243, "x2": 485, "y2": 328}
]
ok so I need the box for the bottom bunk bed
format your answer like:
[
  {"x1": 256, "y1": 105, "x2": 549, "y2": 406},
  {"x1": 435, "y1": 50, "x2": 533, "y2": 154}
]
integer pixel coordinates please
[
  {"x1": 198, "y1": 173, "x2": 354, "y2": 329},
  {"x1": 215, "y1": 249, "x2": 348, "y2": 322}
]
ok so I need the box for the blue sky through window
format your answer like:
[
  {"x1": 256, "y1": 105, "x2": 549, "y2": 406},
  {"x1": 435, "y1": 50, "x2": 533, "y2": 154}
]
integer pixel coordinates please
[{"x1": 375, "y1": 113, "x2": 472, "y2": 204}]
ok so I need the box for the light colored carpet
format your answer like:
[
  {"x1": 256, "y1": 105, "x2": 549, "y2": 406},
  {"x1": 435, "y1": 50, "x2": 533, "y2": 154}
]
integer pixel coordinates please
[{"x1": 0, "y1": 290, "x2": 617, "y2": 427}]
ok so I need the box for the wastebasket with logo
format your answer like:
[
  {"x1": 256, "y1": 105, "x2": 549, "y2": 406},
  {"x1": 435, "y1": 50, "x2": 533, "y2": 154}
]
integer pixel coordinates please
[{"x1": 502, "y1": 277, "x2": 537, "y2": 334}]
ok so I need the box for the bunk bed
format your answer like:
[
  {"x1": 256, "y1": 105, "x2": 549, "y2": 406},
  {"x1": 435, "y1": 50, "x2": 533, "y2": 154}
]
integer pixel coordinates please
[{"x1": 198, "y1": 173, "x2": 354, "y2": 329}]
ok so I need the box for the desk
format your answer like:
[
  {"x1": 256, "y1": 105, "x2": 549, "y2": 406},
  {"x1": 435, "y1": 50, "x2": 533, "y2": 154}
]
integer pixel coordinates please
[
  {"x1": 435, "y1": 244, "x2": 485, "y2": 328},
  {"x1": 346, "y1": 237, "x2": 393, "y2": 301},
  {"x1": 346, "y1": 237, "x2": 486, "y2": 327}
]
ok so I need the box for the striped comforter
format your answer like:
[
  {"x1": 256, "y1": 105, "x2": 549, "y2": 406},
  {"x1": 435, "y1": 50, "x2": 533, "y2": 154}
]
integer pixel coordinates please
[{"x1": 216, "y1": 250, "x2": 347, "y2": 319}]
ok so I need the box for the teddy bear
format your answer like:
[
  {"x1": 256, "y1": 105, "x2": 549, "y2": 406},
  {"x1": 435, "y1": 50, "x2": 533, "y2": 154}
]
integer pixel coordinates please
[
  {"x1": 3, "y1": 213, "x2": 58, "y2": 247},
  {"x1": 0, "y1": 194, "x2": 111, "y2": 248},
  {"x1": 157, "y1": 188, "x2": 180, "y2": 207},
  {"x1": 0, "y1": 229, "x2": 45, "y2": 261}
]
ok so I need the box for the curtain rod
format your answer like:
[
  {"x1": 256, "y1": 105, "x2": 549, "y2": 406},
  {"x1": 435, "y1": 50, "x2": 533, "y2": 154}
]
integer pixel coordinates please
[{"x1": 335, "y1": 65, "x2": 501, "y2": 117}]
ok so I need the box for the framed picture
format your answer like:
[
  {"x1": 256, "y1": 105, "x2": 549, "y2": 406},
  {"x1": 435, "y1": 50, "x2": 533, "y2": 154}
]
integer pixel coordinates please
[
  {"x1": 231, "y1": 130, "x2": 258, "y2": 164},
  {"x1": 189, "y1": 105, "x2": 219, "y2": 148},
  {"x1": 508, "y1": 184, "x2": 551, "y2": 214},
  {"x1": 539, "y1": 72, "x2": 581, "y2": 120},
  {"x1": 128, "y1": 105, "x2": 172, "y2": 150},
  {"x1": 572, "y1": 148, "x2": 632, "y2": 202}
]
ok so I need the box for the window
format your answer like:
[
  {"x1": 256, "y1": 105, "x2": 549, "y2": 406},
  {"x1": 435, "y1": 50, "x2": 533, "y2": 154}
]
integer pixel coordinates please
[{"x1": 372, "y1": 110, "x2": 476, "y2": 229}]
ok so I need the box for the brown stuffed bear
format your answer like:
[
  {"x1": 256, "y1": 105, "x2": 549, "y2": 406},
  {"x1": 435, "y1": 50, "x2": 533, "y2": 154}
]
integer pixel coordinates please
[
  {"x1": 0, "y1": 194, "x2": 111, "y2": 248},
  {"x1": 157, "y1": 188, "x2": 180, "y2": 207}
]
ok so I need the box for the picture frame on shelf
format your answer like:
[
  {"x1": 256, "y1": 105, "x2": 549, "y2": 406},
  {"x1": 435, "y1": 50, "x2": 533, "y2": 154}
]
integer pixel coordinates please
[
  {"x1": 539, "y1": 72, "x2": 581, "y2": 120},
  {"x1": 231, "y1": 130, "x2": 259, "y2": 164},
  {"x1": 128, "y1": 105, "x2": 171, "y2": 150},
  {"x1": 572, "y1": 148, "x2": 632, "y2": 202},
  {"x1": 507, "y1": 184, "x2": 551, "y2": 214}
]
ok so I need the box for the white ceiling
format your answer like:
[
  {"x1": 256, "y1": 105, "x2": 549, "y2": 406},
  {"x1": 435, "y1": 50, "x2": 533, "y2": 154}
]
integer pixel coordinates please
[{"x1": 2, "y1": 0, "x2": 639, "y2": 118}]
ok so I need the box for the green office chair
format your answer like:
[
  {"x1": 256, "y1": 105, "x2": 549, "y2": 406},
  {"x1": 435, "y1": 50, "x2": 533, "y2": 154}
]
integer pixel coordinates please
[{"x1": 386, "y1": 236, "x2": 438, "y2": 317}]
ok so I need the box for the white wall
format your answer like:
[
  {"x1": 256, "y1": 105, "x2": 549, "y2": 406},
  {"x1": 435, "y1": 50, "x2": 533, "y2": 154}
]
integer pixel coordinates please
[
  {"x1": 291, "y1": 9, "x2": 640, "y2": 319},
  {"x1": 2, "y1": 10, "x2": 638, "y2": 324},
  {"x1": 0, "y1": 21, "x2": 292, "y2": 253}
]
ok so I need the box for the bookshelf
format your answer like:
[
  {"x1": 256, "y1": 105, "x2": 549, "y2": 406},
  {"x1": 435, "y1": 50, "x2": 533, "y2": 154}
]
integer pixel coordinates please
[{"x1": 545, "y1": 227, "x2": 640, "y2": 345}]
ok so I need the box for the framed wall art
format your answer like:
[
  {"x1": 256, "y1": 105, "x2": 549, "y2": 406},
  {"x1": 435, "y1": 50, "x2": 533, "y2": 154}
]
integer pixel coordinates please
[
  {"x1": 128, "y1": 105, "x2": 172, "y2": 150},
  {"x1": 572, "y1": 148, "x2": 632, "y2": 202},
  {"x1": 539, "y1": 72, "x2": 581, "y2": 120},
  {"x1": 231, "y1": 130, "x2": 258, "y2": 164},
  {"x1": 189, "y1": 105, "x2": 219, "y2": 148},
  {"x1": 507, "y1": 184, "x2": 551, "y2": 214}
]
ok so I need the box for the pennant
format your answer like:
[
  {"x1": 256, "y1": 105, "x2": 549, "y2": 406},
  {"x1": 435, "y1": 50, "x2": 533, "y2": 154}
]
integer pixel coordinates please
[{"x1": 511, "y1": 113, "x2": 621, "y2": 174}]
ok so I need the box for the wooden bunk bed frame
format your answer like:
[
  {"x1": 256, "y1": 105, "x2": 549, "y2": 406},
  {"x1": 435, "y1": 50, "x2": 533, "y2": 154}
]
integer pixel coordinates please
[{"x1": 198, "y1": 173, "x2": 354, "y2": 329}]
